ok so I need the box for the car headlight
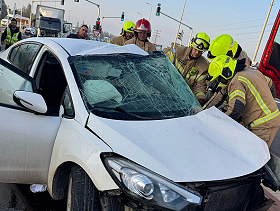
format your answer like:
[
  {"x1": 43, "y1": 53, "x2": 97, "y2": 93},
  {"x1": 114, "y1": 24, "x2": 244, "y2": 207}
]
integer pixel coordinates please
[{"x1": 102, "y1": 155, "x2": 202, "y2": 210}]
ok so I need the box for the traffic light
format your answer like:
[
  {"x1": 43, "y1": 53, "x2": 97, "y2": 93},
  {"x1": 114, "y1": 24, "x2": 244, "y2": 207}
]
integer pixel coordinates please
[
  {"x1": 96, "y1": 20, "x2": 100, "y2": 30},
  {"x1": 178, "y1": 32, "x2": 181, "y2": 40},
  {"x1": 121, "y1": 12, "x2": 124, "y2": 21},
  {"x1": 74, "y1": 0, "x2": 79, "y2": 2},
  {"x1": 61, "y1": 0, "x2": 64, "y2": 5},
  {"x1": 156, "y1": 3, "x2": 161, "y2": 16}
]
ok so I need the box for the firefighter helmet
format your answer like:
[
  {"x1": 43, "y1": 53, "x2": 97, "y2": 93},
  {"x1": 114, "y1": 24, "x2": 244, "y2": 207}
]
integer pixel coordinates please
[
  {"x1": 207, "y1": 34, "x2": 238, "y2": 60},
  {"x1": 190, "y1": 33, "x2": 210, "y2": 52},
  {"x1": 134, "y1": 18, "x2": 151, "y2": 37},
  {"x1": 121, "y1": 21, "x2": 135, "y2": 36},
  {"x1": 208, "y1": 55, "x2": 237, "y2": 82}
]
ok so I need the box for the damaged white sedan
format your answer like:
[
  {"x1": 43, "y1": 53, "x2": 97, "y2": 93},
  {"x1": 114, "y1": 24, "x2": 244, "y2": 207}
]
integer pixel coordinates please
[{"x1": 0, "y1": 38, "x2": 278, "y2": 211}]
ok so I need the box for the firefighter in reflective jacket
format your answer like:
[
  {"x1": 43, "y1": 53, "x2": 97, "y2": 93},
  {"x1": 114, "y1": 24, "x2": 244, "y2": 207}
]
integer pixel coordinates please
[
  {"x1": 1, "y1": 18, "x2": 22, "y2": 50},
  {"x1": 208, "y1": 55, "x2": 280, "y2": 147},
  {"x1": 166, "y1": 33, "x2": 210, "y2": 105},
  {"x1": 124, "y1": 18, "x2": 156, "y2": 52},
  {"x1": 111, "y1": 21, "x2": 135, "y2": 46},
  {"x1": 204, "y1": 34, "x2": 252, "y2": 109}
]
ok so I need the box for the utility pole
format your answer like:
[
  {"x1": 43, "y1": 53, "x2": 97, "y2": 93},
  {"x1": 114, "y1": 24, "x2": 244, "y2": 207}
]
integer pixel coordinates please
[
  {"x1": 13, "y1": 3, "x2": 16, "y2": 18},
  {"x1": 153, "y1": 30, "x2": 161, "y2": 44},
  {"x1": 173, "y1": 0, "x2": 187, "y2": 49},
  {"x1": 252, "y1": 0, "x2": 274, "y2": 63}
]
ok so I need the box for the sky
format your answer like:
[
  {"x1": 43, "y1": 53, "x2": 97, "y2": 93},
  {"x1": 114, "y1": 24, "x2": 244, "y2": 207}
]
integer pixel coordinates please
[{"x1": 3, "y1": 0, "x2": 280, "y2": 62}]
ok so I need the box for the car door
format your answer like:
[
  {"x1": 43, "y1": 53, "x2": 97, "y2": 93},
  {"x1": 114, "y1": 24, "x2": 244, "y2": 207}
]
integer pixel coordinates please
[
  {"x1": 259, "y1": 9, "x2": 280, "y2": 98},
  {"x1": 0, "y1": 58, "x2": 61, "y2": 184}
]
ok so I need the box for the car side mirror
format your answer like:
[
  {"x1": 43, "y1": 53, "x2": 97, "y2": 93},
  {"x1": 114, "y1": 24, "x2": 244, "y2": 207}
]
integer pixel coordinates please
[{"x1": 13, "y1": 91, "x2": 48, "y2": 114}]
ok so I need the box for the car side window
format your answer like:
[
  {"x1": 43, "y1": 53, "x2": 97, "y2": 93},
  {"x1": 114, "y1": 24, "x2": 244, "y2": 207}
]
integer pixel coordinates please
[
  {"x1": 61, "y1": 87, "x2": 75, "y2": 118},
  {"x1": 36, "y1": 52, "x2": 67, "y2": 116},
  {"x1": 0, "y1": 59, "x2": 35, "y2": 108},
  {"x1": 9, "y1": 43, "x2": 41, "y2": 74}
]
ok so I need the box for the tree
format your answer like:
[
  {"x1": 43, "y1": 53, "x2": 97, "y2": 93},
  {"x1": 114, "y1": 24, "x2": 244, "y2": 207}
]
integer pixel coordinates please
[
  {"x1": 22, "y1": 4, "x2": 31, "y2": 18},
  {"x1": 1, "y1": 0, "x2": 7, "y2": 19}
]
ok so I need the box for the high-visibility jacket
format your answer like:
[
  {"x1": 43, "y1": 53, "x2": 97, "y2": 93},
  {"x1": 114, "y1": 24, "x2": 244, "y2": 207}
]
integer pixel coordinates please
[
  {"x1": 111, "y1": 35, "x2": 128, "y2": 46},
  {"x1": 166, "y1": 46, "x2": 209, "y2": 101},
  {"x1": 225, "y1": 69, "x2": 280, "y2": 145},
  {"x1": 124, "y1": 37, "x2": 157, "y2": 52},
  {"x1": 5, "y1": 27, "x2": 20, "y2": 46},
  {"x1": 204, "y1": 50, "x2": 252, "y2": 109}
]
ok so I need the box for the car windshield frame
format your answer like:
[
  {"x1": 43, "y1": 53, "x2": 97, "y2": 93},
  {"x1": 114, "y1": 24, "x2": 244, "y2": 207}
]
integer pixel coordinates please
[{"x1": 69, "y1": 51, "x2": 202, "y2": 120}]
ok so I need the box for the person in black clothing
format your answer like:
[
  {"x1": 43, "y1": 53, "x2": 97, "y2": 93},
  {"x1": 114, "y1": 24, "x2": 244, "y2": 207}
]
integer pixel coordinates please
[
  {"x1": 67, "y1": 25, "x2": 89, "y2": 39},
  {"x1": 1, "y1": 18, "x2": 22, "y2": 50}
]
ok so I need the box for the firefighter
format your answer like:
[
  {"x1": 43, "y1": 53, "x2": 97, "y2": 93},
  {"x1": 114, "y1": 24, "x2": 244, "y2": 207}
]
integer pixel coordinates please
[
  {"x1": 208, "y1": 55, "x2": 280, "y2": 147},
  {"x1": 111, "y1": 21, "x2": 135, "y2": 46},
  {"x1": 124, "y1": 18, "x2": 156, "y2": 52},
  {"x1": 204, "y1": 34, "x2": 252, "y2": 109},
  {"x1": 166, "y1": 33, "x2": 210, "y2": 105},
  {"x1": 1, "y1": 18, "x2": 22, "y2": 50}
]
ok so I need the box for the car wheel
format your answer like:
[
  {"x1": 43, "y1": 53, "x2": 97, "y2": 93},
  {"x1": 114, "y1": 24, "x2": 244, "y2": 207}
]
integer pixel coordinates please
[
  {"x1": 66, "y1": 165, "x2": 100, "y2": 211},
  {"x1": 66, "y1": 165, "x2": 126, "y2": 211}
]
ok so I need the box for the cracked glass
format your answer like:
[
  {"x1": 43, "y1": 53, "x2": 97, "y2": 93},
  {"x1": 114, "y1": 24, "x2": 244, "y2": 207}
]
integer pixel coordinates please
[{"x1": 70, "y1": 51, "x2": 202, "y2": 120}]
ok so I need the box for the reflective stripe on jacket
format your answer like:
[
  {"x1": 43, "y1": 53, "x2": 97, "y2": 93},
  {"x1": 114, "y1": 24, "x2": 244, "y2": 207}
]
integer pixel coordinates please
[
  {"x1": 6, "y1": 27, "x2": 19, "y2": 45},
  {"x1": 166, "y1": 46, "x2": 209, "y2": 101},
  {"x1": 225, "y1": 69, "x2": 280, "y2": 129},
  {"x1": 204, "y1": 50, "x2": 251, "y2": 109}
]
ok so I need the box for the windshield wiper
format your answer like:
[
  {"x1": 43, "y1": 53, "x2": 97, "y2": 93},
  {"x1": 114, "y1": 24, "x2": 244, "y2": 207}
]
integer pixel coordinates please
[{"x1": 93, "y1": 105, "x2": 152, "y2": 120}]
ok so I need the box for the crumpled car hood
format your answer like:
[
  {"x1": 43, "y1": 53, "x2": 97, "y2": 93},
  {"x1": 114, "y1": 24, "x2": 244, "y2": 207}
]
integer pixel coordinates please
[{"x1": 87, "y1": 107, "x2": 270, "y2": 182}]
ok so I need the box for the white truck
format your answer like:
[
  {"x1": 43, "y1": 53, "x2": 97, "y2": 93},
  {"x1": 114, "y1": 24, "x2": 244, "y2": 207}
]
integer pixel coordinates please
[{"x1": 35, "y1": 5, "x2": 72, "y2": 37}]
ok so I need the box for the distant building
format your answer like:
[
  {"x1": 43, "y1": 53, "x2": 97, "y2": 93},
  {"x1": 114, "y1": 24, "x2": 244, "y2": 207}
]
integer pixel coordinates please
[{"x1": 1, "y1": 14, "x2": 29, "y2": 29}]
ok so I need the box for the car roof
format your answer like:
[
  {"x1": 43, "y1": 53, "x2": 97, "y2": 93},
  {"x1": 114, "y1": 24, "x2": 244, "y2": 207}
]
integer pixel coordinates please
[{"x1": 22, "y1": 37, "x2": 149, "y2": 56}]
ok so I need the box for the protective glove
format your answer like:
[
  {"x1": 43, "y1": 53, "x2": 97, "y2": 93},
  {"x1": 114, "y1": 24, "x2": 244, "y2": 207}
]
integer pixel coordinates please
[
  {"x1": 235, "y1": 58, "x2": 246, "y2": 72},
  {"x1": 198, "y1": 99, "x2": 206, "y2": 106}
]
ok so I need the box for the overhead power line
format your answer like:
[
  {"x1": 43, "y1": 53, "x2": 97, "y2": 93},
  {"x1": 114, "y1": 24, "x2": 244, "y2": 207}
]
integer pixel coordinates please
[{"x1": 196, "y1": 16, "x2": 276, "y2": 30}]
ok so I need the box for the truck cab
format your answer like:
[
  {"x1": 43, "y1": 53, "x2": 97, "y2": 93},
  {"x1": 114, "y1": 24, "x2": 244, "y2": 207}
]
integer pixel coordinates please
[{"x1": 259, "y1": 9, "x2": 280, "y2": 98}]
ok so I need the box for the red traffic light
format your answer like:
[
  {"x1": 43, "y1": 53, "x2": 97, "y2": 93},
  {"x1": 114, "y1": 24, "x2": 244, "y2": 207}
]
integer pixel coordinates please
[{"x1": 96, "y1": 21, "x2": 100, "y2": 30}]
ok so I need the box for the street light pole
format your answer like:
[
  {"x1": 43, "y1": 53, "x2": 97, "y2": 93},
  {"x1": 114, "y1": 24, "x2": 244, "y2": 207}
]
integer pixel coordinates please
[
  {"x1": 83, "y1": 17, "x2": 87, "y2": 25},
  {"x1": 160, "y1": 11, "x2": 192, "y2": 47},
  {"x1": 137, "y1": 12, "x2": 142, "y2": 18},
  {"x1": 85, "y1": 0, "x2": 100, "y2": 19},
  {"x1": 146, "y1": 2, "x2": 152, "y2": 22},
  {"x1": 173, "y1": 0, "x2": 187, "y2": 49}
]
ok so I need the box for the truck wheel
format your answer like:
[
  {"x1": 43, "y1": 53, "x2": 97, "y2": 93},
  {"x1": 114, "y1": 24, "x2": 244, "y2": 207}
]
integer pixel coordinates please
[{"x1": 66, "y1": 165, "x2": 100, "y2": 211}]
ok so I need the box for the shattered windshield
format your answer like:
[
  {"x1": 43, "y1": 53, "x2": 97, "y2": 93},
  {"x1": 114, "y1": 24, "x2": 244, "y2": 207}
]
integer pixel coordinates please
[{"x1": 69, "y1": 51, "x2": 202, "y2": 120}]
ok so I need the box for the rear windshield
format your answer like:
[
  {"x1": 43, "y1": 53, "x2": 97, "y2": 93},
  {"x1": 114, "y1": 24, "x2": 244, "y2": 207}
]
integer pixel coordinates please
[{"x1": 69, "y1": 51, "x2": 202, "y2": 120}]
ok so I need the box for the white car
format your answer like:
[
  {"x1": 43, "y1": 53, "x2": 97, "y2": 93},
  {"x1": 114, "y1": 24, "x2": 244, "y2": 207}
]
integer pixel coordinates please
[
  {"x1": 0, "y1": 37, "x2": 278, "y2": 211},
  {"x1": 23, "y1": 27, "x2": 35, "y2": 36}
]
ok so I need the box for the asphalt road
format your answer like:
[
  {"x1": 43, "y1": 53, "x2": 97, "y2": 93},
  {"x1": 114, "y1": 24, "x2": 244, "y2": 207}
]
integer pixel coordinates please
[{"x1": 0, "y1": 183, "x2": 66, "y2": 211}]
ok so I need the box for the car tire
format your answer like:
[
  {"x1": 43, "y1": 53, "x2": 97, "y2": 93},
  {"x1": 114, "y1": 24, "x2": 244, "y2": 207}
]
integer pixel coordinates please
[
  {"x1": 66, "y1": 165, "x2": 125, "y2": 211},
  {"x1": 66, "y1": 165, "x2": 100, "y2": 211}
]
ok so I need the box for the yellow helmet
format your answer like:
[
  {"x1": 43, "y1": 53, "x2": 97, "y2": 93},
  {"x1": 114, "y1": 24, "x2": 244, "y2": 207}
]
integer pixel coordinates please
[
  {"x1": 207, "y1": 34, "x2": 238, "y2": 60},
  {"x1": 190, "y1": 33, "x2": 210, "y2": 52},
  {"x1": 208, "y1": 55, "x2": 237, "y2": 81},
  {"x1": 122, "y1": 21, "x2": 135, "y2": 35}
]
